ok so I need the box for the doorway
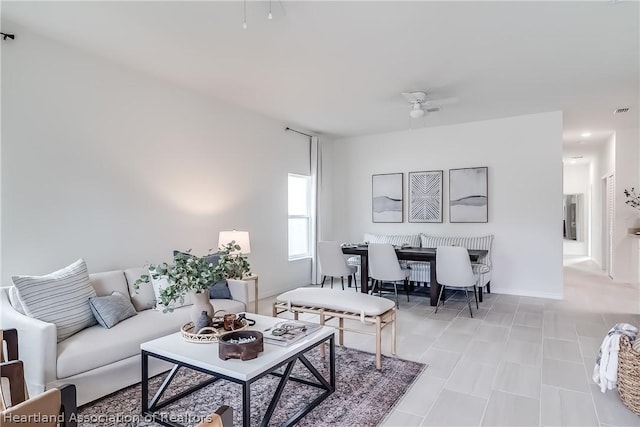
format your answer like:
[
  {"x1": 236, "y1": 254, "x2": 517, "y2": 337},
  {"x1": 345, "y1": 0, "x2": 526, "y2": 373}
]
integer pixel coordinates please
[{"x1": 602, "y1": 174, "x2": 614, "y2": 278}]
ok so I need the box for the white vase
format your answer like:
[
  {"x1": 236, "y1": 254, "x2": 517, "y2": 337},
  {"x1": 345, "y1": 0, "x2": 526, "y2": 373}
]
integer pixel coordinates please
[{"x1": 191, "y1": 291, "x2": 214, "y2": 324}]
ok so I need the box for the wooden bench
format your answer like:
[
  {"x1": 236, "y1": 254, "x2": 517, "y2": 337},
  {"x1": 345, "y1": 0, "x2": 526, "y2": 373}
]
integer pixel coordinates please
[{"x1": 273, "y1": 288, "x2": 397, "y2": 369}]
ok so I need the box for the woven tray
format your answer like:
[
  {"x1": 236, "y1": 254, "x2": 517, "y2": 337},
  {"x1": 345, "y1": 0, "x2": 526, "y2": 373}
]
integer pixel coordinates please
[
  {"x1": 618, "y1": 335, "x2": 640, "y2": 415},
  {"x1": 181, "y1": 317, "x2": 248, "y2": 343}
]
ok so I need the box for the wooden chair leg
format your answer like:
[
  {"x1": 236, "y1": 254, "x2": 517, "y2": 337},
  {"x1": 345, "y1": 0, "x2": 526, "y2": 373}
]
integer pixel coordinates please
[
  {"x1": 348, "y1": 274, "x2": 352, "y2": 288},
  {"x1": 341, "y1": 276, "x2": 345, "y2": 290},
  {"x1": 404, "y1": 278, "x2": 410, "y2": 302},
  {"x1": 473, "y1": 286, "x2": 479, "y2": 308},
  {"x1": 478, "y1": 286, "x2": 484, "y2": 302},
  {"x1": 321, "y1": 276, "x2": 326, "y2": 288},
  {"x1": 330, "y1": 277, "x2": 334, "y2": 289},
  {"x1": 486, "y1": 281, "x2": 491, "y2": 294}
]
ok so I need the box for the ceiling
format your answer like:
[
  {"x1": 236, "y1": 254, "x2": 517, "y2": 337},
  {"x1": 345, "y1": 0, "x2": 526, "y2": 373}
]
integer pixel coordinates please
[{"x1": 2, "y1": 1, "x2": 638, "y2": 140}]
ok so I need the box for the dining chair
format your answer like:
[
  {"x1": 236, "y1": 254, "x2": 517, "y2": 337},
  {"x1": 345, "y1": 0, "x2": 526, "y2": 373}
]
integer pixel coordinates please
[
  {"x1": 1, "y1": 329, "x2": 78, "y2": 427},
  {"x1": 368, "y1": 243, "x2": 410, "y2": 307},
  {"x1": 317, "y1": 241, "x2": 358, "y2": 290},
  {"x1": 435, "y1": 246, "x2": 479, "y2": 318}
]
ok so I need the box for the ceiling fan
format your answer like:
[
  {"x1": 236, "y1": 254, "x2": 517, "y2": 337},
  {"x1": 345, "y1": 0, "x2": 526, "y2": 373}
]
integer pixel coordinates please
[{"x1": 401, "y1": 91, "x2": 457, "y2": 119}]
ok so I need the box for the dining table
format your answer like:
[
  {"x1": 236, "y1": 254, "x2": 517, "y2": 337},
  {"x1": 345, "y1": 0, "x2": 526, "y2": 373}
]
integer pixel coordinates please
[{"x1": 341, "y1": 245, "x2": 488, "y2": 306}]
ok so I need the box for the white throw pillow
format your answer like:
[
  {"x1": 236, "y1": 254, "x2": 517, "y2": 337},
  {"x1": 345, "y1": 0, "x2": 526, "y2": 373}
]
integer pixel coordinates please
[
  {"x1": 12, "y1": 259, "x2": 97, "y2": 342},
  {"x1": 150, "y1": 272, "x2": 192, "y2": 311}
]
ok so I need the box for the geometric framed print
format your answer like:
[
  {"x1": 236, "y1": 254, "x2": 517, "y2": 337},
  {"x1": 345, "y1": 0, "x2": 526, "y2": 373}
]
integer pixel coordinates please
[
  {"x1": 372, "y1": 173, "x2": 403, "y2": 223},
  {"x1": 408, "y1": 170, "x2": 443, "y2": 223},
  {"x1": 449, "y1": 167, "x2": 488, "y2": 223}
]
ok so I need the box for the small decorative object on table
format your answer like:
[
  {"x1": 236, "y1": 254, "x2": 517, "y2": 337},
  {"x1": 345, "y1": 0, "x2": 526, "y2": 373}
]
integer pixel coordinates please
[
  {"x1": 218, "y1": 331, "x2": 264, "y2": 361},
  {"x1": 194, "y1": 310, "x2": 213, "y2": 332},
  {"x1": 181, "y1": 315, "x2": 248, "y2": 343}
]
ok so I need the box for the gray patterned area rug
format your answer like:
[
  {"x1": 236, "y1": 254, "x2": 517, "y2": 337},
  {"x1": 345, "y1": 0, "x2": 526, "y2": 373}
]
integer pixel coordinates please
[{"x1": 79, "y1": 346, "x2": 425, "y2": 427}]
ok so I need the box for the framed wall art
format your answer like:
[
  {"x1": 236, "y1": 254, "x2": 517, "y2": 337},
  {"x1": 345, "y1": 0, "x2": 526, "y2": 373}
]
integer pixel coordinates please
[
  {"x1": 449, "y1": 167, "x2": 488, "y2": 223},
  {"x1": 372, "y1": 173, "x2": 403, "y2": 223},
  {"x1": 408, "y1": 170, "x2": 443, "y2": 223}
]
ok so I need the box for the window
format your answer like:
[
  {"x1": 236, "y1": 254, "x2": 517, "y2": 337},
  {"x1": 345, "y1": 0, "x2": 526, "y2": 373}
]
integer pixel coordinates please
[{"x1": 288, "y1": 174, "x2": 311, "y2": 260}]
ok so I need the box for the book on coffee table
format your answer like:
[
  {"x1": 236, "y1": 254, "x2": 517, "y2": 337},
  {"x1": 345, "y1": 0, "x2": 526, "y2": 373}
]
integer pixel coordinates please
[{"x1": 263, "y1": 320, "x2": 323, "y2": 347}]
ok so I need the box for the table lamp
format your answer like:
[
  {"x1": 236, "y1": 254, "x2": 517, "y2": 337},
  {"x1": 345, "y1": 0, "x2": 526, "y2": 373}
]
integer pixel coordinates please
[{"x1": 218, "y1": 230, "x2": 251, "y2": 254}]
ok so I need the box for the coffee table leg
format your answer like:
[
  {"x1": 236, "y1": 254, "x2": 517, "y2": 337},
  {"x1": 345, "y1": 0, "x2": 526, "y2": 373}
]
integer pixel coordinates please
[
  {"x1": 242, "y1": 382, "x2": 251, "y2": 427},
  {"x1": 141, "y1": 351, "x2": 149, "y2": 414}
]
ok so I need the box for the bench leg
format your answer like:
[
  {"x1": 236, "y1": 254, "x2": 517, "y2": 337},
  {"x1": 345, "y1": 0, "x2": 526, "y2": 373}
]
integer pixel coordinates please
[
  {"x1": 391, "y1": 308, "x2": 397, "y2": 356},
  {"x1": 339, "y1": 317, "x2": 344, "y2": 346},
  {"x1": 375, "y1": 316, "x2": 382, "y2": 370}
]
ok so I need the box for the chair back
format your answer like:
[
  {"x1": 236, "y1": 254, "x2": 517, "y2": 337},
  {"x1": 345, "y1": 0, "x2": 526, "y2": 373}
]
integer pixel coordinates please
[
  {"x1": 436, "y1": 246, "x2": 475, "y2": 287},
  {"x1": 369, "y1": 244, "x2": 407, "y2": 282},
  {"x1": 317, "y1": 241, "x2": 352, "y2": 277},
  {"x1": 1, "y1": 388, "x2": 61, "y2": 427}
]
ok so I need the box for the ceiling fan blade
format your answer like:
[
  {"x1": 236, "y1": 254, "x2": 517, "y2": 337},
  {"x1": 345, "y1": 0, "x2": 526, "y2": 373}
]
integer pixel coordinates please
[
  {"x1": 424, "y1": 97, "x2": 458, "y2": 106},
  {"x1": 425, "y1": 107, "x2": 441, "y2": 113},
  {"x1": 401, "y1": 92, "x2": 419, "y2": 103}
]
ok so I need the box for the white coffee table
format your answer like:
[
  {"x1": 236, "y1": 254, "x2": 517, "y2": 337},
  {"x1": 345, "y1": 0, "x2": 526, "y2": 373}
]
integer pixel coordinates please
[{"x1": 140, "y1": 313, "x2": 335, "y2": 427}]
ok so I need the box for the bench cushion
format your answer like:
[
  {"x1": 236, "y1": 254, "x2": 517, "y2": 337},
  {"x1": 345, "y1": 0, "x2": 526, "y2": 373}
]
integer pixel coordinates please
[
  {"x1": 276, "y1": 288, "x2": 394, "y2": 316},
  {"x1": 420, "y1": 234, "x2": 493, "y2": 268}
]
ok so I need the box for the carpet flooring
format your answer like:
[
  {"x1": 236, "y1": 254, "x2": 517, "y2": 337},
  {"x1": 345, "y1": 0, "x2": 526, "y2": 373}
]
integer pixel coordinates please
[{"x1": 78, "y1": 346, "x2": 425, "y2": 427}]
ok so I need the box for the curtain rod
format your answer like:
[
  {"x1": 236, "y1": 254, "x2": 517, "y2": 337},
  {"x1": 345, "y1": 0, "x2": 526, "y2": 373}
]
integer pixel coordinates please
[{"x1": 285, "y1": 127, "x2": 313, "y2": 138}]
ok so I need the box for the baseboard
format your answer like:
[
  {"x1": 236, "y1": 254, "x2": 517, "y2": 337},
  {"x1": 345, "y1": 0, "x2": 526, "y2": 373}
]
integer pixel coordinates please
[{"x1": 493, "y1": 288, "x2": 563, "y2": 300}]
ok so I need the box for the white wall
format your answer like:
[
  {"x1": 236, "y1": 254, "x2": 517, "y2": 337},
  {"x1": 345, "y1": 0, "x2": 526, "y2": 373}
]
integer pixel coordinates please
[
  {"x1": 327, "y1": 112, "x2": 564, "y2": 299},
  {"x1": 614, "y1": 128, "x2": 640, "y2": 283},
  {"x1": 1, "y1": 25, "x2": 312, "y2": 296},
  {"x1": 563, "y1": 163, "x2": 590, "y2": 255}
]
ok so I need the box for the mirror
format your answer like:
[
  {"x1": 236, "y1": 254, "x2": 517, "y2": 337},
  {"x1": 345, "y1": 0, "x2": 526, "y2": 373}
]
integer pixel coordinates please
[{"x1": 563, "y1": 194, "x2": 584, "y2": 241}]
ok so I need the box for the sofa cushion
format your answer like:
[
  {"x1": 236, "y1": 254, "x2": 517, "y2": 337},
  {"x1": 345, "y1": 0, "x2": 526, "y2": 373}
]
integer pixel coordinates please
[
  {"x1": 57, "y1": 297, "x2": 247, "y2": 378},
  {"x1": 12, "y1": 259, "x2": 97, "y2": 342},
  {"x1": 364, "y1": 233, "x2": 420, "y2": 248},
  {"x1": 124, "y1": 268, "x2": 156, "y2": 312},
  {"x1": 57, "y1": 306, "x2": 190, "y2": 378},
  {"x1": 89, "y1": 270, "x2": 129, "y2": 297},
  {"x1": 89, "y1": 291, "x2": 137, "y2": 329}
]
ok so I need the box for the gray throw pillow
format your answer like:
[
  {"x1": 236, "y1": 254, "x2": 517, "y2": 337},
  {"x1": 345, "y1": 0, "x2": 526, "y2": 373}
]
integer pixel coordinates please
[
  {"x1": 89, "y1": 291, "x2": 137, "y2": 329},
  {"x1": 209, "y1": 280, "x2": 232, "y2": 299}
]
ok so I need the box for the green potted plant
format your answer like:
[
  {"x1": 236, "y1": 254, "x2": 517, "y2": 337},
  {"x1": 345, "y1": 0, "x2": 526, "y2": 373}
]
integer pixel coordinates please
[
  {"x1": 134, "y1": 250, "x2": 220, "y2": 322},
  {"x1": 213, "y1": 241, "x2": 251, "y2": 279}
]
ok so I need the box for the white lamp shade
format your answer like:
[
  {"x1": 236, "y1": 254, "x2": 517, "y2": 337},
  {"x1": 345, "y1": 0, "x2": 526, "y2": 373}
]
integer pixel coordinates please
[{"x1": 218, "y1": 230, "x2": 251, "y2": 254}]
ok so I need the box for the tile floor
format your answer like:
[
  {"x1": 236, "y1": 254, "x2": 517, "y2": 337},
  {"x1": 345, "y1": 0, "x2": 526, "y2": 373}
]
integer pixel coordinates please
[{"x1": 257, "y1": 256, "x2": 640, "y2": 426}]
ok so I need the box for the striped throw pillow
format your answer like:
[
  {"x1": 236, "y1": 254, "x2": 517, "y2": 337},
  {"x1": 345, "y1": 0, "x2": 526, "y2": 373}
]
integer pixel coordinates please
[{"x1": 12, "y1": 259, "x2": 98, "y2": 342}]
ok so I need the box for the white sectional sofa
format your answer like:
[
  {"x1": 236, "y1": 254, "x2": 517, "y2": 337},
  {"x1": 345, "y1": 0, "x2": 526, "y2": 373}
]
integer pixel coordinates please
[{"x1": 0, "y1": 267, "x2": 249, "y2": 406}]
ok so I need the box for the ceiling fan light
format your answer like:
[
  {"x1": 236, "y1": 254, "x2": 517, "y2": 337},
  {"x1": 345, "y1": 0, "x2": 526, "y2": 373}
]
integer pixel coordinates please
[{"x1": 409, "y1": 108, "x2": 424, "y2": 119}]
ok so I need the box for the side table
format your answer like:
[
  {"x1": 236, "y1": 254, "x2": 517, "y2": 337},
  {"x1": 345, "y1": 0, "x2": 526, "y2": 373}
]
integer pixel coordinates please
[{"x1": 243, "y1": 274, "x2": 259, "y2": 313}]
